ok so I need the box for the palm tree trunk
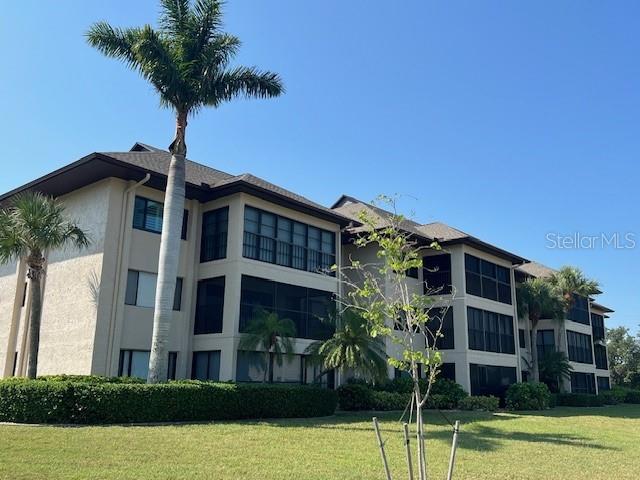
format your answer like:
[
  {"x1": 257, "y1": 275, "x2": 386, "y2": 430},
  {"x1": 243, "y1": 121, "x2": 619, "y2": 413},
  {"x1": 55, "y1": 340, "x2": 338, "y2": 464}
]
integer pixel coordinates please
[
  {"x1": 26, "y1": 264, "x2": 44, "y2": 379},
  {"x1": 530, "y1": 321, "x2": 539, "y2": 382},
  {"x1": 147, "y1": 112, "x2": 187, "y2": 384}
]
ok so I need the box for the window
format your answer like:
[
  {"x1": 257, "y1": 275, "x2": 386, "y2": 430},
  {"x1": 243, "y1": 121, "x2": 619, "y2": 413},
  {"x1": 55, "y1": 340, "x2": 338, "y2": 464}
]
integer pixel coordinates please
[
  {"x1": 594, "y1": 344, "x2": 608, "y2": 370},
  {"x1": 591, "y1": 313, "x2": 605, "y2": 341},
  {"x1": 191, "y1": 351, "x2": 221, "y2": 381},
  {"x1": 240, "y1": 275, "x2": 334, "y2": 340},
  {"x1": 597, "y1": 376, "x2": 610, "y2": 391},
  {"x1": 536, "y1": 330, "x2": 555, "y2": 360},
  {"x1": 518, "y1": 329, "x2": 526, "y2": 349},
  {"x1": 567, "y1": 330, "x2": 593, "y2": 364},
  {"x1": 133, "y1": 196, "x2": 188, "y2": 240},
  {"x1": 470, "y1": 364, "x2": 517, "y2": 399},
  {"x1": 567, "y1": 294, "x2": 590, "y2": 325},
  {"x1": 194, "y1": 277, "x2": 225, "y2": 334},
  {"x1": 119, "y1": 350, "x2": 177, "y2": 380},
  {"x1": 243, "y1": 206, "x2": 336, "y2": 275},
  {"x1": 236, "y1": 350, "x2": 319, "y2": 384},
  {"x1": 467, "y1": 307, "x2": 515, "y2": 354},
  {"x1": 21, "y1": 282, "x2": 27, "y2": 307},
  {"x1": 570, "y1": 372, "x2": 595, "y2": 394},
  {"x1": 440, "y1": 363, "x2": 456, "y2": 382},
  {"x1": 200, "y1": 207, "x2": 229, "y2": 262},
  {"x1": 428, "y1": 308, "x2": 454, "y2": 349},
  {"x1": 464, "y1": 254, "x2": 512, "y2": 304},
  {"x1": 423, "y1": 254, "x2": 452, "y2": 295},
  {"x1": 11, "y1": 352, "x2": 18, "y2": 376},
  {"x1": 125, "y1": 270, "x2": 182, "y2": 311}
]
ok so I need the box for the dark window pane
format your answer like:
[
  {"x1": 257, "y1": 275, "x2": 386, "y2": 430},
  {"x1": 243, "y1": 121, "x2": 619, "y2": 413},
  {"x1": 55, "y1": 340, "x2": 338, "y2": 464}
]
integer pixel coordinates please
[
  {"x1": 181, "y1": 210, "x2": 189, "y2": 240},
  {"x1": 133, "y1": 197, "x2": 146, "y2": 229},
  {"x1": 518, "y1": 329, "x2": 526, "y2": 348},
  {"x1": 429, "y1": 308, "x2": 454, "y2": 350},
  {"x1": 440, "y1": 363, "x2": 456, "y2": 382},
  {"x1": 125, "y1": 270, "x2": 139, "y2": 306},
  {"x1": 466, "y1": 272, "x2": 482, "y2": 297},
  {"x1": 470, "y1": 363, "x2": 516, "y2": 400},
  {"x1": 482, "y1": 277, "x2": 498, "y2": 301},
  {"x1": 465, "y1": 254, "x2": 480, "y2": 273},
  {"x1": 597, "y1": 376, "x2": 610, "y2": 391},
  {"x1": 192, "y1": 351, "x2": 220, "y2": 381},
  {"x1": 201, "y1": 207, "x2": 229, "y2": 262},
  {"x1": 481, "y1": 260, "x2": 496, "y2": 278},
  {"x1": 173, "y1": 278, "x2": 183, "y2": 311},
  {"x1": 423, "y1": 254, "x2": 452, "y2": 295},
  {"x1": 567, "y1": 330, "x2": 593, "y2": 364},
  {"x1": 194, "y1": 277, "x2": 225, "y2": 334},
  {"x1": 571, "y1": 372, "x2": 596, "y2": 394}
]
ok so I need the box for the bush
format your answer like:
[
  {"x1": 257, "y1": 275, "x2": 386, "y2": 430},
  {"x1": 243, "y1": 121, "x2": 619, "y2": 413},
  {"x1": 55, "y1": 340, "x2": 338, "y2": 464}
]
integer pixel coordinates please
[
  {"x1": 376, "y1": 377, "x2": 414, "y2": 394},
  {"x1": 371, "y1": 391, "x2": 411, "y2": 411},
  {"x1": 599, "y1": 390, "x2": 619, "y2": 405},
  {"x1": 0, "y1": 378, "x2": 337, "y2": 424},
  {"x1": 37, "y1": 375, "x2": 144, "y2": 384},
  {"x1": 611, "y1": 387, "x2": 640, "y2": 404},
  {"x1": 337, "y1": 383, "x2": 375, "y2": 410},
  {"x1": 429, "y1": 379, "x2": 468, "y2": 408},
  {"x1": 554, "y1": 393, "x2": 606, "y2": 407},
  {"x1": 505, "y1": 382, "x2": 551, "y2": 411},
  {"x1": 458, "y1": 395, "x2": 499, "y2": 412}
]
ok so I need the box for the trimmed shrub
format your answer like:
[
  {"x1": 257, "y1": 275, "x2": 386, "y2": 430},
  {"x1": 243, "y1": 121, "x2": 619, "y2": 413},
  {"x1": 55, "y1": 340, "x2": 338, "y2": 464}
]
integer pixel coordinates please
[
  {"x1": 376, "y1": 377, "x2": 414, "y2": 394},
  {"x1": 0, "y1": 378, "x2": 337, "y2": 424},
  {"x1": 505, "y1": 382, "x2": 551, "y2": 411},
  {"x1": 599, "y1": 390, "x2": 619, "y2": 405},
  {"x1": 611, "y1": 387, "x2": 640, "y2": 404},
  {"x1": 429, "y1": 379, "x2": 468, "y2": 408},
  {"x1": 371, "y1": 391, "x2": 411, "y2": 411},
  {"x1": 337, "y1": 383, "x2": 375, "y2": 411},
  {"x1": 37, "y1": 375, "x2": 144, "y2": 384},
  {"x1": 458, "y1": 395, "x2": 499, "y2": 412},
  {"x1": 554, "y1": 393, "x2": 606, "y2": 407}
]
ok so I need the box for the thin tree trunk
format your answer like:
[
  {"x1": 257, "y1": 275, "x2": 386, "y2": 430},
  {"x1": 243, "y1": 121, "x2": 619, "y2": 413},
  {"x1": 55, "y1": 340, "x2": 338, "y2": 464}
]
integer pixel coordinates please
[
  {"x1": 148, "y1": 112, "x2": 187, "y2": 383},
  {"x1": 530, "y1": 320, "x2": 539, "y2": 382},
  {"x1": 26, "y1": 265, "x2": 43, "y2": 379},
  {"x1": 268, "y1": 351, "x2": 274, "y2": 383}
]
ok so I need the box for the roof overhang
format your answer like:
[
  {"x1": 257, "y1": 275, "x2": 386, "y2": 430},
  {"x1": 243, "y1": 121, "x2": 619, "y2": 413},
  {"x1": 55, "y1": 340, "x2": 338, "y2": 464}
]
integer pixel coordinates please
[{"x1": 442, "y1": 237, "x2": 528, "y2": 265}]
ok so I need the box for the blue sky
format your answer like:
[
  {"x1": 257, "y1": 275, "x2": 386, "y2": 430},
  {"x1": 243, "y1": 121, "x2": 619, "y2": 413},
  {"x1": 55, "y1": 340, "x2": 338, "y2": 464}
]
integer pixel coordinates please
[{"x1": 1, "y1": 1, "x2": 638, "y2": 332}]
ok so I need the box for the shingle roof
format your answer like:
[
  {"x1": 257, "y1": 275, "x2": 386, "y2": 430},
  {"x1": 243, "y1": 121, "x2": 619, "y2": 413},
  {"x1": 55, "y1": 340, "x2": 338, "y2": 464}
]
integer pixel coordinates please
[
  {"x1": 516, "y1": 261, "x2": 555, "y2": 278},
  {"x1": 418, "y1": 222, "x2": 469, "y2": 241}
]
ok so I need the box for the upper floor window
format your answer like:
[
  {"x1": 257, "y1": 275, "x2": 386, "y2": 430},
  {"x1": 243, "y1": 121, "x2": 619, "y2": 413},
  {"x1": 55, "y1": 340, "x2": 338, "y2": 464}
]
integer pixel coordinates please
[
  {"x1": 464, "y1": 254, "x2": 511, "y2": 304},
  {"x1": 518, "y1": 328, "x2": 526, "y2": 349},
  {"x1": 200, "y1": 207, "x2": 229, "y2": 262},
  {"x1": 428, "y1": 307, "x2": 454, "y2": 350},
  {"x1": 591, "y1": 313, "x2": 605, "y2": 341},
  {"x1": 536, "y1": 329, "x2": 555, "y2": 359},
  {"x1": 594, "y1": 344, "x2": 608, "y2": 370},
  {"x1": 125, "y1": 270, "x2": 182, "y2": 311},
  {"x1": 423, "y1": 254, "x2": 452, "y2": 295},
  {"x1": 133, "y1": 196, "x2": 188, "y2": 240},
  {"x1": 239, "y1": 275, "x2": 334, "y2": 340},
  {"x1": 467, "y1": 306, "x2": 515, "y2": 354},
  {"x1": 567, "y1": 294, "x2": 590, "y2": 325},
  {"x1": 194, "y1": 277, "x2": 225, "y2": 335},
  {"x1": 566, "y1": 330, "x2": 593, "y2": 364},
  {"x1": 242, "y1": 206, "x2": 336, "y2": 275}
]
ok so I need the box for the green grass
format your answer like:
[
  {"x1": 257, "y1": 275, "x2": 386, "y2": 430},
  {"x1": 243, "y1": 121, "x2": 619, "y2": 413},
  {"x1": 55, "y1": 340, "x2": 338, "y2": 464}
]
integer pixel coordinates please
[{"x1": 1, "y1": 405, "x2": 639, "y2": 479}]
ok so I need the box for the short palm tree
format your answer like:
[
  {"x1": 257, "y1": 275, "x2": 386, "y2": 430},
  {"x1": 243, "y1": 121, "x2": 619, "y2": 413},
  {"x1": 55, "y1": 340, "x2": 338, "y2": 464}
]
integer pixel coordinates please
[
  {"x1": 517, "y1": 277, "x2": 565, "y2": 382},
  {"x1": 538, "y1": 350, "x2": 573, "y2": 393},
  {"x1": 305, "y1": 309, "x2": 388, "y2": 383},
  {"x1": 238, "y1": 309, "x2": 296, "y2": 383},
  {"x1": 0, "y1": 192, "x2": 90, "y2": 378},
  {"x1": 86, "y1": 0, "x2": 283, "y2": 383}
]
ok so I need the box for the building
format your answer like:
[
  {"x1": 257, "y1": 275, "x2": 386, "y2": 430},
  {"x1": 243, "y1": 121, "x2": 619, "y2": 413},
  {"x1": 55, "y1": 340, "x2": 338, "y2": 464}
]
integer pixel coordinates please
[{"x1": 0, "y1": 144, "x2": 612, "y2": 394}]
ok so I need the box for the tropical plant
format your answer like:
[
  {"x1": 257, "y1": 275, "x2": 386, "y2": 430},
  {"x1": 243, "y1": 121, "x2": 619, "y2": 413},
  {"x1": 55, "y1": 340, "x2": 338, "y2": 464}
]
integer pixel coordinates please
[
  {"x1": 305, "y1": 309, "x2": 388, "y2": 383},
  {"x1": 538, "y1": 350, "x2": 573, "y2": 393},
  {"x1": 86, "y1": 0, "x2": 283, "y2": 383},
  {"x1": 516, "y1": 277, "x2": 564, "y2": 382},
  {"x1": 238, "y1": 309, "x2": 296, "y2": 383},
  {"x1": 0, "y1": 192, "x2": 90, "y2": 378}
]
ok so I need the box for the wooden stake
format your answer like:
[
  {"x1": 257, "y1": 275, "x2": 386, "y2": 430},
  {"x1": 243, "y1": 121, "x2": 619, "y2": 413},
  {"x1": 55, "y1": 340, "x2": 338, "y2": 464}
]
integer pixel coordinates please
[
  {"x1": 446, "y1": 421, "x2": 460, "y2": 480},
  {"x1": 373, "y1": 417, "x2": 392, "y2": 480},
  {"x1": 402, "y1": 422, "x2": 414, "y2": 480}
]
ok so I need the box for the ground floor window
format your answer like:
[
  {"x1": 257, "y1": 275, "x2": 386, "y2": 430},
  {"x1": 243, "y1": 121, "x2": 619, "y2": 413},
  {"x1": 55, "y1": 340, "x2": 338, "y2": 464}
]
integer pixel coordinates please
[
  {"x1": 118, "y1": 350, "x2": 177, "y2": 380},
  {"x1": 236, "y1": 350, "x2": 330, "y2": 386},
  {"x1": 469, "y1": 363, "x2": 517, "y2": 399},
  {"x1": 570, "y1": 372, "x2": 596, "y2": 394},
  {"x1": 191, "y1": 350, "x2": 221, "y2": 381},
  {"x1": 597, "y1": 376, "x2": 610, "y2": 392},
  {"x1": 440, "y1": 363, "x2": 456, "y2": 382}
]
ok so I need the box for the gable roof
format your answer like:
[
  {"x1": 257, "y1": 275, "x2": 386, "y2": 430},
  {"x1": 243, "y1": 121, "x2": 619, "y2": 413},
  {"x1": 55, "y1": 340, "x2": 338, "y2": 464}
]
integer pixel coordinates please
[{"x1": 0, "y1": 143, "x2": 351, "y2": 226}]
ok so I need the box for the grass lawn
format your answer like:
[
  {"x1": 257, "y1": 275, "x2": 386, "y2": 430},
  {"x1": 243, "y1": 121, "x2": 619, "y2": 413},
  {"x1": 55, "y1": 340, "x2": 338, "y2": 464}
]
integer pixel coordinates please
[{"x1": 1, "y1": 405, "x2": 639, "y2": 479}]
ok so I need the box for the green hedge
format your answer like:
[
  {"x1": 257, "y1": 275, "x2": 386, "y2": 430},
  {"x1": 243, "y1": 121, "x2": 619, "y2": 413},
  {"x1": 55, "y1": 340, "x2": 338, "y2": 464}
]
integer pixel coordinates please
[
  {"x1": 611, "y1": 387, "x2": 640, "y2": 404},
  {"x1": 458, "y1": 396, "x2": 499, "y2": 412},
  {"x1": 554, "y1": 393, "x2": 606, "y2": 407},
  {"x1": 505, "y1": 382, "x2": 551, "y2": 411},
  {"x1": 0, "y1": 378, "x2": 337, "y2": 424}
]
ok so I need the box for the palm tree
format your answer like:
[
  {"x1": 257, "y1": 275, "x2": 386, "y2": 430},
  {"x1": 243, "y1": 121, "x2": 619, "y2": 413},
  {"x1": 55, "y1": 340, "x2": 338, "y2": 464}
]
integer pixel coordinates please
[
  {"x1": 538, "y1": 350, "x2": 573, "y2": 393},
  {"x1": 305, "y1": 309, "x2": 388, "y2": 383},
  {"x1": 86, "y1": 0, "x2": 284, "y2": 383},
  {"x1": 0, "y1": 192, "x2": 90, "y2": 378},
  {"x1": 238, "y1": 309, "x2": 296, "y2": 383},
  {"x1": 549, "y1": 266, "x2": 600, "y2": 353},
  {"x1": 517, "y1": 277, "x2": 564, "y2": 382}
]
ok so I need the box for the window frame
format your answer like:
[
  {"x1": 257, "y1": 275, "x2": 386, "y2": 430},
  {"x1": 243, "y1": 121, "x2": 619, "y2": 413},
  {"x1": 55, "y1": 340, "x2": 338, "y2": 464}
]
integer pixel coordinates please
[
  {"x1": 467, "y1": 306, "x2": 515, "y2": 354},
  {"x1": 194, "y1": 276, "x2": 226, "y2": 335},
  {"x1": 200, "y1": 207, "x2": 229, "y2": 262},
  {"x1": 125, "y1": 270, "x2": 183, "y2": 311},
  {"x1": 118, "y1": 349, "x2": 177, "y2": 380},
  {"x1": 423, "y1": 254, "x2": 452, "y2": 295},
  {"x1": 133, "y1": 196, "x2": 189, "y2": 241},
  {"x1": 566, "y1": 330, "x2": 594, "y2": 364},
  {"x1": 464, "y1": 254, "x2": 512, "y2": 304}
]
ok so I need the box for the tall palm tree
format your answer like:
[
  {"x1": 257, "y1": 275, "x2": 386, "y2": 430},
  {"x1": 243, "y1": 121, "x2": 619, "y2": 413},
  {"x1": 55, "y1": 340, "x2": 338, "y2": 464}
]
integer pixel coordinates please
[
  {"x1": 517, "y1": 277, "x2": 565, "y2": 382},
  {"x1": 305, "y1": 309, "x2": 388, "y2": 383},
  {"x1": 238, "y1": 309, "x2": 296, "y2": 383},
  {"x1": 549, "y1": 266, "x2": 600, "y2": 354},
  {"x1": 0, "y1": 192, "x2": 90, "y2": 378},
  {"x1": 86, "y1": 0, "x2": 284, "y2": 383}
]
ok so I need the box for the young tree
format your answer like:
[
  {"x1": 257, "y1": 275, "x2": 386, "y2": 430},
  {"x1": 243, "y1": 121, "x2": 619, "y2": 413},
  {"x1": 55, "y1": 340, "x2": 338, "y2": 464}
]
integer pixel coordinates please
[
  {"x1": 238, "y1": 309, "x2": 296, "y2": 383},
  {"x1": 339, "y1": 197, "x2": 453, "y2": 480},
  {"x1": 0, "y1": 192, "x2": 90, "y2": 378},
  {"x1": 305, "y1": 308, "x2": 388, "y2": 383},
  {"x1": 516, "y1": 277, "x2": 565, "y2": 383},
  {"x1": 86, "y1": 0, "x2": 283, "y2": 383}
]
